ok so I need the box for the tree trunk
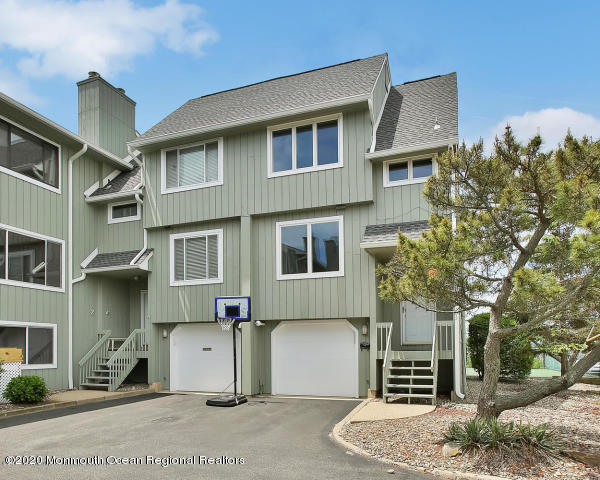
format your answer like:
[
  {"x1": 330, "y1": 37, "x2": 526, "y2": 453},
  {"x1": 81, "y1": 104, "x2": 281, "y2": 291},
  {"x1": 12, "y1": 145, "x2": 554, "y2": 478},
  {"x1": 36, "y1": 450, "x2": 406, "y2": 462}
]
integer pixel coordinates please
[
  {"x1": 560, "y1": 352, "x2": 569, "y2": 376},
  {"x1": 494, "y1": 341, "x2": 600, "y2": 413},
  {"x1": 476, "y1": 309, "x2": 503, "y2": 419}
]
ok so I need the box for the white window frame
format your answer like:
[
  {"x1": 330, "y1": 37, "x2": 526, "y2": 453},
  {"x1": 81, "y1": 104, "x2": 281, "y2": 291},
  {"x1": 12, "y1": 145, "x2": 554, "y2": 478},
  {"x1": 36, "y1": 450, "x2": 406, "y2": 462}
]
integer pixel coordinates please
[
  {"x1": 383, "y1": 155, "x2": 437, "y2": 187},
  {"x1": 169, "y1": 228, "x2": 224, "y2": 286},
  {"x1": 0, "y1": 114, "x2": 62, "y2": 194},
  {"x1": 276, "y1": 215, "x2": 344, "y2": 280},
  {"x1": 267, "y1": 113, "x2": 344, "y2": 178},
  {"x1": 0, "y1": 320, "x2": 57, "y2": 369},
  {"x1": 0, "y1": 223, "x2": 65, "y2": 292},
  {"x1": 160, "y1": 137, "x2": 224, "y2": 194},
  {"x1": 107, "y1": 200, "x2": 141, "y2": 224}
]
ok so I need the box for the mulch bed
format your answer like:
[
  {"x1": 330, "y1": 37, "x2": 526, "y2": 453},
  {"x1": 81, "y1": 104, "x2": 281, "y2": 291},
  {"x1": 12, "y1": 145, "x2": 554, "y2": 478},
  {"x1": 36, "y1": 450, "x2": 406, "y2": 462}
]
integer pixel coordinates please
[
  {"x1": 341, "y1": 380, "x2": 600, "y2": 480},
  {"x1": 0, "y1": 389, "x2": 70, "y2": 413}
]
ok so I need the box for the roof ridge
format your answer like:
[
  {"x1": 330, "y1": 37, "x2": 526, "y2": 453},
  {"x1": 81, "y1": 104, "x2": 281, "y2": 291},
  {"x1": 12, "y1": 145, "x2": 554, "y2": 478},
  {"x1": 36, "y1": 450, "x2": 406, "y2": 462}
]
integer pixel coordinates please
[{"x1": 196, "y1": 53, "x2": 388, "y2": 100}]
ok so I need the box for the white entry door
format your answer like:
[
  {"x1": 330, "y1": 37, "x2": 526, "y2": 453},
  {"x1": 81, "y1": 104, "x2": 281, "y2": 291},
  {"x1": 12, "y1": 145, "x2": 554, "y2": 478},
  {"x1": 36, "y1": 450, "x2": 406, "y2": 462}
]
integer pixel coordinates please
[
  {"x1": 401, "y1": 302, "x2": 434, "y2": 344},
  {"x1": 170, "y1": 323, "x2": 241, "y2": 393},
  {"x1": 271, "y1": 320, "x2": 358, "y2": 398}
]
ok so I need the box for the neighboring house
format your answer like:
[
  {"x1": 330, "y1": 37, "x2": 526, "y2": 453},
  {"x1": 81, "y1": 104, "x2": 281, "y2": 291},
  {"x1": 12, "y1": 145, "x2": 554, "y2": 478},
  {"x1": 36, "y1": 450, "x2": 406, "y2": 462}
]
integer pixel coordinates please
[{"x1": 0, "y1": 53, "x2": 465, "y2": 402}]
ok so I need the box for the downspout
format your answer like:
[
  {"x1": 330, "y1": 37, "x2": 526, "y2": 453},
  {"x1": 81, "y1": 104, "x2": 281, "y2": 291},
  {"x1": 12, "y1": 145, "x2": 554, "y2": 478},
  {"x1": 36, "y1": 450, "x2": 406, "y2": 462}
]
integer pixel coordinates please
[
  {"x1": 451, "y1": 145, "x2": 465, "y2": 399},
  {"x1": 68, "y1": 143, "x2": 88, "y2": 390}
]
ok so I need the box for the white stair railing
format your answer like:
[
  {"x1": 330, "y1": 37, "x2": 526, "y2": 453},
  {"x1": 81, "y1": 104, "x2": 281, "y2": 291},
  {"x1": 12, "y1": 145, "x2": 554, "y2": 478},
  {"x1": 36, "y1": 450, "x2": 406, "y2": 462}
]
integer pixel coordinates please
[
  {"x1": 78, "y1": 330, "x2": 111, "y2": 387},
  {"x1": 382, "y1": 322, "x2": 393, "y2": 403},
  {"x1": 107, "y1": 329, "x2": 144, "y2": 392},
  {"x1": 430, "y1": 321, "x2": 439, "y2": 405}
]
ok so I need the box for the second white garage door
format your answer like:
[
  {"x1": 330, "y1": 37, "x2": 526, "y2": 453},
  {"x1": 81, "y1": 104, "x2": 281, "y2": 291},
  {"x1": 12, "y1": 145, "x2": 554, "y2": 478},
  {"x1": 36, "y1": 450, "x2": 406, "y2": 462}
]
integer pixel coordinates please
[
  {"x1": 271, "y1": 320, "x2": 358, "y2": 398},
  {"x1": 170, "y1": 323, "x2": 241, "y2": 393}
]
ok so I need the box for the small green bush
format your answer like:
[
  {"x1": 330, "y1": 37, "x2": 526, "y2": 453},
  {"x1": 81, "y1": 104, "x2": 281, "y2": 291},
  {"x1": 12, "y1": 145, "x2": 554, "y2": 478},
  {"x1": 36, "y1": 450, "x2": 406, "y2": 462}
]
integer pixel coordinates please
[
  {"x1": 4, "y1": 376, "x2": 48, "y2": 404},
  {"x1": 444, "y1": 418, "x2": 560, "y2": 457},
  {"x1": 467, "y1": 313, "x2": 534, "y2": 380}
]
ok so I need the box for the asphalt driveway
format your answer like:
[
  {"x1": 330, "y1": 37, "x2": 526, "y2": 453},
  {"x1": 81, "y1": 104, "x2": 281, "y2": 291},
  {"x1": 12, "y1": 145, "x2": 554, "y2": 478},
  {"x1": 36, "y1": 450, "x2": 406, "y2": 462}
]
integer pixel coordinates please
[{"x1": 0, "y1": 393, "x2": 434, "y2": 479}]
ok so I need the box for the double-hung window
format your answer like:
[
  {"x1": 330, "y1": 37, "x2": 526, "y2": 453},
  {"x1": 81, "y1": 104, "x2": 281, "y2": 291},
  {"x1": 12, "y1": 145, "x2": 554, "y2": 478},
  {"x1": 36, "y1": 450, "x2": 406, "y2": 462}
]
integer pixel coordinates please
[
  {"x1": 276, "y1": 216, "x2": 344, "y2": 280},
  {"x1": 268, "y1": 114, "x2": 343, "y2": 177},
  {"x1": 170, "y1": 229, "x2": 223, "y2": 286},
  {"x1": 0, "y1": 321, "x2": 57, "y2": 369},
  {"x1": 0, "y1": 224, "x2": 64, "y2": 291},
  {"x1": 383, "y1": 157, "x2": 435, "y2": 187},
  {"x1": 161, "y1": 138, "x2": 223, "y2": 193},
  {"x1": 108, "y1": 201, "x2": 140, "y2": 224},
  {"x1": 0, "y1": 116, "x2": 60, "y2": 192}
]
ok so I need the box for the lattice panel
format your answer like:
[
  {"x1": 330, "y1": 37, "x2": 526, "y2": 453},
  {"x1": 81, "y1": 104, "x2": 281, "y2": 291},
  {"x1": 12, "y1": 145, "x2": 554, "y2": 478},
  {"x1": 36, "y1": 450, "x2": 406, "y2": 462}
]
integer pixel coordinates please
[{"x1": 0, "y1": 362, "x2": 22, "y2": 403}]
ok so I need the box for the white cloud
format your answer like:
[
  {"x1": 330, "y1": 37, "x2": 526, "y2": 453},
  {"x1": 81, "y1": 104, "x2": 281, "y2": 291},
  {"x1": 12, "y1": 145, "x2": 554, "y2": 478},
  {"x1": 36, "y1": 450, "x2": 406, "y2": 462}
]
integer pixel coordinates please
[
  {"x1": 0, "y1": 63, "x2": 43, "y2": 105},
  {"x1": 0, "y1": 0, "x2": 218, "y2": 79},
  {"x1": 485, "y1": 108, "x2": 600, "y2": 151}
]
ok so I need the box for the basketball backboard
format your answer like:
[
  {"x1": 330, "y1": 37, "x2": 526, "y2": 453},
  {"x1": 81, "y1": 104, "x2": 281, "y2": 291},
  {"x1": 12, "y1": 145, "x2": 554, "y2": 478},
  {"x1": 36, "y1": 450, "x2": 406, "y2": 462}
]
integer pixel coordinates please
[{"x1": 215, "y1": 296, "x2": 251, "y2": 321}]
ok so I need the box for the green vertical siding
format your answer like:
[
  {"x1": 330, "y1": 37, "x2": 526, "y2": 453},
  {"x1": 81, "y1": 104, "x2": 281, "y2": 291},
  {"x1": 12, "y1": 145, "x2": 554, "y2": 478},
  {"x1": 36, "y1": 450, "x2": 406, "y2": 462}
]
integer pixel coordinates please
[{"x1": 143, "y1": 106, "x2": 373, "y2": 228}]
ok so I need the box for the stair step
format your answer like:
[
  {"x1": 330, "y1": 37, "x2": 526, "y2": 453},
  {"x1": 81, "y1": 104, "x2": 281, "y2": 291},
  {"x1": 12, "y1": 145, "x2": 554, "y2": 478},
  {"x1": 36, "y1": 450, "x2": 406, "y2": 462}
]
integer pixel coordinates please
[
  {"x1": 86, "y1": 376, "x2": 110, "y2": 381},
  {"x1": 389, "y1": 365, "x2": 432, "y2": 369},
  {"x1": 92, "y1": 370, "x2": 109, "y2": 375},
  {"x1": 384, "y1": 393, "x2": 434, "y2": 398},
  {"x1": 80, "y1": 383, "x2": 110, "y2": 390},
  {"x1": 387, "y1": 375, "x2": 434, "y2": 380},
  {"x1": 386, "y1": 384, "x2": 434, "y2": 389}
]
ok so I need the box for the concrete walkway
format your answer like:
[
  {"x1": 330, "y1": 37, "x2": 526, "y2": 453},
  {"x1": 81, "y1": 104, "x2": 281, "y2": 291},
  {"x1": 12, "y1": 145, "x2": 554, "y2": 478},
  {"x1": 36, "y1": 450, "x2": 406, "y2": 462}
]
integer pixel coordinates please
[{"x1": 348, "y1": 399, "x2": 435, "y2": 423}]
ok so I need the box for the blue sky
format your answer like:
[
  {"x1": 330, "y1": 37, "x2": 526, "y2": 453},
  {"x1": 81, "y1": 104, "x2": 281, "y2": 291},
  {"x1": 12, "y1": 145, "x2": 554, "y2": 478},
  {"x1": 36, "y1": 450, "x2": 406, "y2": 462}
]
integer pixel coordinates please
[{"x1": 1, "y1": 0, "x2": 599, "y2": 149}]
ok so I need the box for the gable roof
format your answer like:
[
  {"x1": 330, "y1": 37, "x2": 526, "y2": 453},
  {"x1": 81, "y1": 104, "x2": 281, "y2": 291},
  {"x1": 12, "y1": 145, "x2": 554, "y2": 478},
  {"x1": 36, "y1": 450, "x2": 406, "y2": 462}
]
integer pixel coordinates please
[
  {"x1": 362, "y1": 220, "x2": 429, "y2": 244},
  {"x1": 373, "y1": 73, "x2": 458, "y2": 154},
  {"x1": 131, "y1": 54, "x2": 387, "y2": 146},
  {"x1": 85, "y1": 249, "x2": 153, "y2": 270},
  {"x1": 89, "y1": 162, "x2": 141, "y2": 198}
]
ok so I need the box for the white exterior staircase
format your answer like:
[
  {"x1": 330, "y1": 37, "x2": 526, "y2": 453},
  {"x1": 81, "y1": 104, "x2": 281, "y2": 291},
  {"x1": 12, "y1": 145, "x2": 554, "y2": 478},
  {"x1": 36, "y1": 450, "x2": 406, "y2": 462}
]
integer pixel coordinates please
[
  {"x1": 78, "y1": 329, "x2": 146, "y2": 392},
  {"x1": 379, "y1": 322, "x2": 439, "y2": 405}
]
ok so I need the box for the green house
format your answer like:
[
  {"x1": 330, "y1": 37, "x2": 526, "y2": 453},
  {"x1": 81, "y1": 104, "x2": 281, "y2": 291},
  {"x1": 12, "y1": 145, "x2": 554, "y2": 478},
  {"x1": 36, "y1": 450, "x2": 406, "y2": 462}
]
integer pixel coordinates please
[{"x1": 0, "y1": 54, "x2": 466, "y2": 403}]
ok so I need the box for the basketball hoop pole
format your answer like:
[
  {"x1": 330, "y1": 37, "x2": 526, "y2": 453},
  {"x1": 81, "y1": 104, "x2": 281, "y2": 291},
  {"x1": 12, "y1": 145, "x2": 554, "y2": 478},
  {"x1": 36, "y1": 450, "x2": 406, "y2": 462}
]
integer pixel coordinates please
[{"x1": 232, "y1": 319, "x2": 238, "y2": 399}]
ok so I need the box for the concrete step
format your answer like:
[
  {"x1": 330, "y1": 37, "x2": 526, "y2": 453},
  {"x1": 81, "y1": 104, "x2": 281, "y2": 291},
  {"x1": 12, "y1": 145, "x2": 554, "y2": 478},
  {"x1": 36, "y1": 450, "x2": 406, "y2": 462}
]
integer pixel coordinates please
[
  {"x1": 80, "y1": 383, "x2": 110, "y2": 390},
  {"x1": 386, "y1": 384, "x2": 434, "y2": 389},
  {"x1": 384, "y1": 393, "x2": 434, "y2": 398}
]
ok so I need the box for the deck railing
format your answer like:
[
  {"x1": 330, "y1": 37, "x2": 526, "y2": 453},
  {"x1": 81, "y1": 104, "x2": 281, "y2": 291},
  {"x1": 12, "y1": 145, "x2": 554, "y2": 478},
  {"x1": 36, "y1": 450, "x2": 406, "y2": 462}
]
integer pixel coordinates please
[
  {"x1": 436, "y1": 320, "x2": 454, "y2": 359},
  {"x1": 107, "y1": 329, "x2": 145, "y2": 392},
  {"x1": 78, "y1": 330, "x2": 111, "y2": 386},
  {"x1": 376, "y1": 322, "x2": 393, "y2": 359}
]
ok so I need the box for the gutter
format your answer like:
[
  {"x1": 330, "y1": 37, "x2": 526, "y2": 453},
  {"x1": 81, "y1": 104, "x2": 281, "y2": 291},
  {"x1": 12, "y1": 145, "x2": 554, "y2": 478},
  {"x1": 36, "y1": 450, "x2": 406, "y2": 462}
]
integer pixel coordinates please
[
  {"x1": 365, "y1": 139, "x2": 459, "y2": 160},
  {"x1": 128, "y1": 93, "x2": 371, "y2": 149},
  {"x1": 451, "y1": 165, "x2": 465, "y2": 399},
  {"x1": 67, "y1": 143, "x2": 88, "y2": 390},
  {"x1": 84, "y1": 187, "x2": 143, "y2": 203}
]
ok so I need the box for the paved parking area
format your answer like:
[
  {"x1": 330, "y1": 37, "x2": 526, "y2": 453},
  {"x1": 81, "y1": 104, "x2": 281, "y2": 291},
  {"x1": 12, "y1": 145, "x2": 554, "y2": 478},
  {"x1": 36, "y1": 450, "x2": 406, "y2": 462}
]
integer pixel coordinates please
[{"x1": 0, "y1": 393, "x2": 434, "y2": 479}]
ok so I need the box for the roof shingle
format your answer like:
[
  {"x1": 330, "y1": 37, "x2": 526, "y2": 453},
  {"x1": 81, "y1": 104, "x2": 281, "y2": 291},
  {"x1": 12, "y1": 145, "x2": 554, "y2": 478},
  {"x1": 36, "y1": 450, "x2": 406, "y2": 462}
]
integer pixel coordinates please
[
  {"x1": 85, "y1": 249, "x2": 153, "y2": 269},
  {"x1": 375, "y1": 73, "x2": 458, "y2": 152},
  {"x1": 90, "y1": 162, "x2": 141, "y2": 197},
  {"x1": 362, "y1": 220, "x2": 429, "y2": 243},
  {"x1": 137, "y1": 54, "x2": 387, "y2": 141}
]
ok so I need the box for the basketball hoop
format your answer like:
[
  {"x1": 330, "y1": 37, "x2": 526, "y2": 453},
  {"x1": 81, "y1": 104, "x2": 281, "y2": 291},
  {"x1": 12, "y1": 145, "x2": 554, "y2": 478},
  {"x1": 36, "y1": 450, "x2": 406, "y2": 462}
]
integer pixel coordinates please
[{"x1": 217, "y1": 317, "x2": 235, "y2": 331}]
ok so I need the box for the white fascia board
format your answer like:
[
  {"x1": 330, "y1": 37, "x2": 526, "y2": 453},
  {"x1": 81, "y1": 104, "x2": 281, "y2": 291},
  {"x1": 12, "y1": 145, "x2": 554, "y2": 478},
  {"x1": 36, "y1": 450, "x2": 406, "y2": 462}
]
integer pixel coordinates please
[
  {"x1": 359, "y1": 240, "x2": 398, "y2": 250},
  {"x1": 128, "y1": 94, "x2": 371, "y2": 149},
  {"x1": 0, "y1": 91, "x2": 132, "y2": 171},
  {"x1": 85, "y1": 188, "x2": 142, "y2": 203},
  {"x1": 80, "y1": 248, "x2": 99, "y2": 269},
  {"x1": 365, "y1": 139, "x2": 459, "y2": 160}
]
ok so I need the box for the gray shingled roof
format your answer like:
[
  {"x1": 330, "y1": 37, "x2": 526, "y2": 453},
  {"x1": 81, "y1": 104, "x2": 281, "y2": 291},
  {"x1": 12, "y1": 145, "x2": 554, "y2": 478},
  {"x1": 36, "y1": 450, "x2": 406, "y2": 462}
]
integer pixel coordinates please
[
  {"x1": 362, "y1": 221, "x2": 429, "y2": 243},
  {"x1": 138, "y1": 54, "x2": 387, "y2": 140},
  {"x1": 85, "y1": 249, "x2": 153, "y2": 269},
  {"x1": 90, "y1": 162, "x2": 141, "y2": 197},
  {"x1": 375, "y1": 73, "x2": 458, "y2": 152}
]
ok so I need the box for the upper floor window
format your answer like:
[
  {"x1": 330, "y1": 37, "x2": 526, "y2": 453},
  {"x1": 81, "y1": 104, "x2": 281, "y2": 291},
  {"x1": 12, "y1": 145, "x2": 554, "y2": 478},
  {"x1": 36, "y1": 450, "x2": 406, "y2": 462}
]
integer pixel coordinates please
[
  {"x1": 0, "y1": 321, "x2": 57, "y2": 369},
  {"x1": 0, "y1": 224, "x2": 64, "y2": 292},
  {"x1": 108, "y1": 201, "x2": 140, "y2": 224},
  {"x1": 170, "y1": 229, "x2": 223, "y2": 286},
  {"x1": 276, "y1": 216, "x2": 344, "y2": 280},
  {"x1": 383, "y1": 157, "x2": 435, "y2": 187},
  {"x1": 161, "y1": 138, "x2": 223, "y2": 194},
  {"x1": 267, "y1": 114, "x2": 343, "y2": 177},
  {"x1": 0, "y1": 117, "x2": 60, "y2": 192}
]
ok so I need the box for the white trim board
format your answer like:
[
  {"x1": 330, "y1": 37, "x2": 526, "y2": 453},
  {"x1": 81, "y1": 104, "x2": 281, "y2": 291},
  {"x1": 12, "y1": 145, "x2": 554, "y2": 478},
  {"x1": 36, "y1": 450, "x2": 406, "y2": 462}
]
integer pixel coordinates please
[
  {"x1": 160, "y1": 137, "x2": 224, "y2": 195},
  {"x1": 276, "y1": 215, "x2": 344, "y2": 280},
  {"x1": 267, "y1": 113, "x2": 344, "y2": 178},
  {"x1": 0, "y1": 320, "x2": 58, "y2": 369},
  {"x1": 0, "y1": 222, "x2": 65, "y2": 292},
  {"x1": 169, "y1": 228, "x2": 224, "y2": 286},
  {"x1": 0, "y1": 113, "x2": 62, "y2": 194}
]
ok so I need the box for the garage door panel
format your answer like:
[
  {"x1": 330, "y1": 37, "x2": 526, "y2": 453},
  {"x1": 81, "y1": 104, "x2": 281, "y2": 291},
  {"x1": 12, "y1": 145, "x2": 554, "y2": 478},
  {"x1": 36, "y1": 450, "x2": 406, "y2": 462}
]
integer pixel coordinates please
[
  {"x1": 271, "y1": 320, "x2": 358, "y2": 398},
  {"x1": 170, "y1": 324, "x2": 240, "y2": 393}
]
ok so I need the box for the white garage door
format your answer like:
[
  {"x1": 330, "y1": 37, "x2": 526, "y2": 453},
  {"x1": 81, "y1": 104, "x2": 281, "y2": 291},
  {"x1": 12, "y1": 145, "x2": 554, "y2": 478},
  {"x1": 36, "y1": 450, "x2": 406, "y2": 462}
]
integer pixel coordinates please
[
  {"x1": 271, "y1": 320, "x2": 358, "y2": 398},
  {"x1": 170, "y1": 323, "x2": 241, "y2": 393}
]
